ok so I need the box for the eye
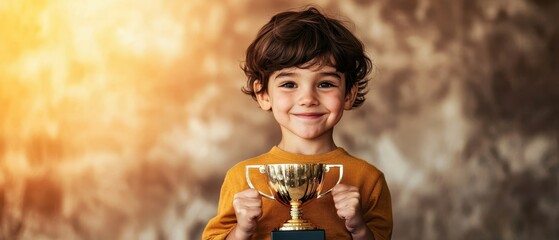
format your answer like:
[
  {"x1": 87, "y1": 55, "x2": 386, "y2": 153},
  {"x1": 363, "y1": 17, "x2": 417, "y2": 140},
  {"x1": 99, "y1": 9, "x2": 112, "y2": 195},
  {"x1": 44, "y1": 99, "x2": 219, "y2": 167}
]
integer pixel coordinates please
[
  {"x1": 279, "y1": 82, "x2": 296, "y2": 88},
  {"x1": 318, "y1": 81, "x2": 336, "y2": 88}
]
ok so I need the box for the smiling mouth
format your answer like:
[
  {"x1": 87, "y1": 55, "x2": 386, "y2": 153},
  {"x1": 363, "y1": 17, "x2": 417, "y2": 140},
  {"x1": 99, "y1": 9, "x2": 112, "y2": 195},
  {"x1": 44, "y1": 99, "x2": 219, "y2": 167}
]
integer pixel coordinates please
[{"x1": 293, "y1": 113, "x2": 324, "y2": 119}]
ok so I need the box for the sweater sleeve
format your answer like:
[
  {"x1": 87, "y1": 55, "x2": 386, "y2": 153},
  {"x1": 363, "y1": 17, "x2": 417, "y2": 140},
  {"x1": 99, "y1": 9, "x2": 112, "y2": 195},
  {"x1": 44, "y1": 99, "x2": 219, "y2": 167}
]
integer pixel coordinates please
[
  {"x1": 365, "y1": 173, "x2": 393, "y2": 240},
  {"x1": 202, "y1": 169, "x2": 241, "y2": 240}
]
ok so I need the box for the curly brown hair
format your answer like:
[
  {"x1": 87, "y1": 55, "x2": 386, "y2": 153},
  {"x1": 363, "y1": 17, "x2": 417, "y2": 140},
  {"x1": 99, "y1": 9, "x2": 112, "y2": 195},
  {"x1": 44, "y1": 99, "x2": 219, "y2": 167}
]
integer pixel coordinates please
[{"x1": 241, "y1": 7, "x2": 372, "y2": 108}]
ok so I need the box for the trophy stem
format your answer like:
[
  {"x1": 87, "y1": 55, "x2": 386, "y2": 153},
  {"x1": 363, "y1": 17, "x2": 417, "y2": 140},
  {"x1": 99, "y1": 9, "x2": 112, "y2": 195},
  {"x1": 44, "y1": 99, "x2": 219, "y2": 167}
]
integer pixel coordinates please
[
  {"x1": 278, "y1": 201, "x2": 317, "y2": 231},
  {"x1": 290, "y1": 201, "x2": 302, "y2": 220}
]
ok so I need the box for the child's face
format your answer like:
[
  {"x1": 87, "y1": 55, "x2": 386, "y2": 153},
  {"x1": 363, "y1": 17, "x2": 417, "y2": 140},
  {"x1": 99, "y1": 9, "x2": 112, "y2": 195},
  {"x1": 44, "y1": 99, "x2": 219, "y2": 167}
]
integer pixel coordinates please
[{"x1": 254, "y1": 63, "x2": 357, "y2": 141}]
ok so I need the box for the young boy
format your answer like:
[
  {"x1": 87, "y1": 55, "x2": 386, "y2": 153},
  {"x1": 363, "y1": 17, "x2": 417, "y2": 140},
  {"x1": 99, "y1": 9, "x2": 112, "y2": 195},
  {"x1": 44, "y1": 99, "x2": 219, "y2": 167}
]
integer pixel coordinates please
[{"x1": 203, "y1": 7, "x2": 392, "y2": 240}]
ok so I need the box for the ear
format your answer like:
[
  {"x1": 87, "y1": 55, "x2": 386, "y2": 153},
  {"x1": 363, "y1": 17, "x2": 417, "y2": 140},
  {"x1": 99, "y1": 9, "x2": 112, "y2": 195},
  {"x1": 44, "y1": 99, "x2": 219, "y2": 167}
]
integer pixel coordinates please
[
  {"x1": 344, "y1": 84, "x2": 358, "y2": 110},
  {"x1": 254, "y1": 80, "x2": 272, "y2": 111}
]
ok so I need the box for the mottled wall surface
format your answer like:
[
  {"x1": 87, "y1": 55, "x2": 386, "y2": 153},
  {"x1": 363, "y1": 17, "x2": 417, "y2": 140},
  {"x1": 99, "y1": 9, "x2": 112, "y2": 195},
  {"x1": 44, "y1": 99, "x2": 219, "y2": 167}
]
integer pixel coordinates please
[{"x1": 1, "y1": 0, "x2": 558, "y2": 239}]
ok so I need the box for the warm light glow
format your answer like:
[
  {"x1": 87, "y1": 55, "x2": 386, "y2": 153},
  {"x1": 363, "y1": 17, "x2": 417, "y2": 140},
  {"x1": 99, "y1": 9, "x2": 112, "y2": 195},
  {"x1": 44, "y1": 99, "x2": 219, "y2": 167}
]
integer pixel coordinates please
[
  {"x1": 1, "y1": 0, "x2": 557, "y2": 239},
  {"x1": 0, "y1": 0, "x2": 246, "y2": 238}
]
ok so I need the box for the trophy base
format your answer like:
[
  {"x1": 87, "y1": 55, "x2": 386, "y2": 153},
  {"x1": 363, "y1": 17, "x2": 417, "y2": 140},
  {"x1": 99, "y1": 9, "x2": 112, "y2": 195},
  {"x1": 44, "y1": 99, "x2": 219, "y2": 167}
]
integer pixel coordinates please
[
  {"x1": 278, "y1": 219, "x2": 317, "y2": 231},
  {"x1": 271, "y1": 229, "x2": 325, "y2": 240}
]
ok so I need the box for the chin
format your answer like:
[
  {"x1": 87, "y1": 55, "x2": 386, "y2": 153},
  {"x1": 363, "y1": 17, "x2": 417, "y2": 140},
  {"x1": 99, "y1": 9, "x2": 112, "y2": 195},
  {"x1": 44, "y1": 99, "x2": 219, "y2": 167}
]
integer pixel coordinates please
[{"x1": 296, "y1": 131, "x2": 327, "y2": 140}]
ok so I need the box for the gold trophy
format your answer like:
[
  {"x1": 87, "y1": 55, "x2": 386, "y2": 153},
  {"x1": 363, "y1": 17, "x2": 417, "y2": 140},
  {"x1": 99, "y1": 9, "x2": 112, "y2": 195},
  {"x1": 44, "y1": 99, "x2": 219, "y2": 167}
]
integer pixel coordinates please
[{"x1": 246, "y1": 163, "x2": 343, "y2": 239}]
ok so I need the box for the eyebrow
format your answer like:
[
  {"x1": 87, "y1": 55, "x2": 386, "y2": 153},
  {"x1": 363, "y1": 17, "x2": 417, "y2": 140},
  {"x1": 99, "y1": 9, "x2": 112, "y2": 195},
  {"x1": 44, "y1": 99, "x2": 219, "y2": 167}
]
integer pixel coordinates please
[
  {"x1": 319, "y1": 71, "x2": 342, "y2": 79},
  {"x1": 275, "y1": 71, "x2": 296, "y2": 79},
  {"x1": 274, "y1": 71, "x2": 342, "y2": 79}
]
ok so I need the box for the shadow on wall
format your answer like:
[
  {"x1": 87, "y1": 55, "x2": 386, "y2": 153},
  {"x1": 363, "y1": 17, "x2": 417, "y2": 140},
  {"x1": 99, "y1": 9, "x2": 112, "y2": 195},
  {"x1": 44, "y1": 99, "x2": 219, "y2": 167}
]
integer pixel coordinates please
[{"x1": 0, "y1": 0, "x2": 558, "y2": 239}]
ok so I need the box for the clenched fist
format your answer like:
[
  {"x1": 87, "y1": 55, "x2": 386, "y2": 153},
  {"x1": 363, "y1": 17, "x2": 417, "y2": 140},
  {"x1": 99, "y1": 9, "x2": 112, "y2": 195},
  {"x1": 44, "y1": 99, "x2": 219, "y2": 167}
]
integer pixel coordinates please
[
  {"x1": 228, "y1": 189, "x2": 262, "y2": 240},
  {"x1": 332, "y1": 184, "x2": 375, "y2": 240}
]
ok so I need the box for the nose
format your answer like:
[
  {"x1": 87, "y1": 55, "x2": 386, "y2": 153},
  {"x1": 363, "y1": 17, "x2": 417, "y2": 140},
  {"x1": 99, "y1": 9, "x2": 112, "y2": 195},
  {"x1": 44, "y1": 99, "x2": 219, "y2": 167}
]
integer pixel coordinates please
[{"x1": 297, "y1": 86, "x2": 319, "y2": 107}]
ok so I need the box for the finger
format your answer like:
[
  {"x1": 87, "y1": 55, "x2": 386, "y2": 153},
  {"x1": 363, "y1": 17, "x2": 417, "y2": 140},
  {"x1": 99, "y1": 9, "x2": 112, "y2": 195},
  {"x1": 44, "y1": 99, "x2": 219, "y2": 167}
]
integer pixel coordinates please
[
  {"x1": 333, "y1": 191, "x2": 361, "y2": 212},
  {"x1": 242, "y1": 200, "x2": 262, "y2": 208},
  {"x1": 235, "y1": 206, "x2": 262, "y2": 220},
  {"x1": 337, "y1": 208, "x2": 354, "y2": 220},
  {"x1": 332, "y1": 191, "x2": 360, "y2": 203},
  {"x1": 246, "y1": 208, "x2": 263, "y2": 219},
  {"x1": 233, "y1": 198, "x2": 262, "y2": 210},
  {"x1": 334, "y1": 200, "x2": 361, "y2": 211},
  {"x1": 233, "y1": 190, "x2": 262, "y2": 205},
  {"x1": 331, "y1": 184, "x2": 350, "y2": 194},
  {"x1": 336, "y1": 207, "x2": 359, "y2": 220},
  {"x1": 332, "y1": 184, "x2": 358, "y2": 195},
  {"x1": 235, "y1": 188, "x2": 261, "y2": 198},
  {"x1": 243, "y1": 188, "x2": 261, "y2": 198},
  {"x1": 233, "y1": 194, "x2": 262, "y2": 204},
  {"x1": 233, "y1": 199, "x2": 261, "y2": 211},
  {"x1": 334, "y1": 198, "x2": 360, "y2": 211}
]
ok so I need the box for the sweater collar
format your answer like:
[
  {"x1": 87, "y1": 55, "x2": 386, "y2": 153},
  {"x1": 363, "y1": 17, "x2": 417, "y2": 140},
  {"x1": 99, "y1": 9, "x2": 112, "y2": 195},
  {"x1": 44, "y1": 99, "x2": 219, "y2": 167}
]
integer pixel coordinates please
[{"x1": 268, "y1": 146, "x2": 346, "y2": 163}]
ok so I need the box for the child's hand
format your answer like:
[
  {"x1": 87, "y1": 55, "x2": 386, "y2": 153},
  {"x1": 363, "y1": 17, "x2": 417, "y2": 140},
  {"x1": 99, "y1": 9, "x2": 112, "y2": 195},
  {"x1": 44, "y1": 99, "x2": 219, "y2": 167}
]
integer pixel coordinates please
[
  {"x1": 332, "y1": 184, "x2": 374, "y2": 239},
  {"x1": 229, "y1": 189, "x2": 262, "y2": 240}
]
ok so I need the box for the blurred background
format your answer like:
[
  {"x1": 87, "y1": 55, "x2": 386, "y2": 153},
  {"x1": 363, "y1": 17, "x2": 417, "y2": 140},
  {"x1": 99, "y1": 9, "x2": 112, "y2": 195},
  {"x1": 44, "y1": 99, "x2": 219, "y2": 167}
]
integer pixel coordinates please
[{"x1": 1, "y1": 0, "x2": 558, "y2": 239}]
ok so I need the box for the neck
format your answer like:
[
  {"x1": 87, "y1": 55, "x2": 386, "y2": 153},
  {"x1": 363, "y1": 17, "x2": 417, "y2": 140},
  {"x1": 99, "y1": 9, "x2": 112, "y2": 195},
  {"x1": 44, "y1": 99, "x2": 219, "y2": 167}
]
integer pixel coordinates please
[{"x1": 277, "y1": 131, "x2": 337, "y2": 155}]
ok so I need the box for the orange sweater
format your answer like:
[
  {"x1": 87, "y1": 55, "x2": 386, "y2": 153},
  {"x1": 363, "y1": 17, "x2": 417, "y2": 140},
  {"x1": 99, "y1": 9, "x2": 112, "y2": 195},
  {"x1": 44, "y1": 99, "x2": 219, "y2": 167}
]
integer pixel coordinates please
[{"x1": 203, "y1": 147, "x2": 393, "y2": 240}]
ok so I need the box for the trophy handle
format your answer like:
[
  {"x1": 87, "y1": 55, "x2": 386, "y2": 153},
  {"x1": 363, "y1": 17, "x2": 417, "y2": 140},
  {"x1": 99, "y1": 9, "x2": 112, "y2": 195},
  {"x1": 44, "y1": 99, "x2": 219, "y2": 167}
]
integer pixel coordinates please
[
  {"x1": 317, "y1": 164, "x2": 343, "y2": 198},
  {"x1": 245, "y1": 165, "x2": 275, "y2": 200}
]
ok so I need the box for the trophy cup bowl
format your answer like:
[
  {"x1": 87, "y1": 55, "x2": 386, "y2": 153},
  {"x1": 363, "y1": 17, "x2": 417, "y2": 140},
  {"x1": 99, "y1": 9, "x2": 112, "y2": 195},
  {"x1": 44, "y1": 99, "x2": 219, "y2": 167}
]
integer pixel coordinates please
[{"x1": 246, "y1": 163, "x2": 343, "y2": 231}]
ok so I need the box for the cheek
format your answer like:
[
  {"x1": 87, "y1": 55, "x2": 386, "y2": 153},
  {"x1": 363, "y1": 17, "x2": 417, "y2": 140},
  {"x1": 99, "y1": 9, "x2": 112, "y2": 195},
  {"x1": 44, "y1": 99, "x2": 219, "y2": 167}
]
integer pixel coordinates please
[
  {"x1": 271, "y1": 92, "x2": 293, "y2": 110},
  {"x1": 323, "y1": 94, "x2": 345, "y2": 111},
  {"x1": 273, "y1": 101, "x2": 292, "y2": 115},
  {"x1": 329, "y1": 102, "x2": 344, "y2": 113}
]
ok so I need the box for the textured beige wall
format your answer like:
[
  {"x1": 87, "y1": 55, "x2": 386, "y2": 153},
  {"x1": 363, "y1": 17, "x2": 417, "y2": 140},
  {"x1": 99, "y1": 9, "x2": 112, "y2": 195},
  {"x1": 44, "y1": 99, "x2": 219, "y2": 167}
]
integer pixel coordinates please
[{"x1": 1, "y1": 0, "x2": 558, "y2": 239}]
